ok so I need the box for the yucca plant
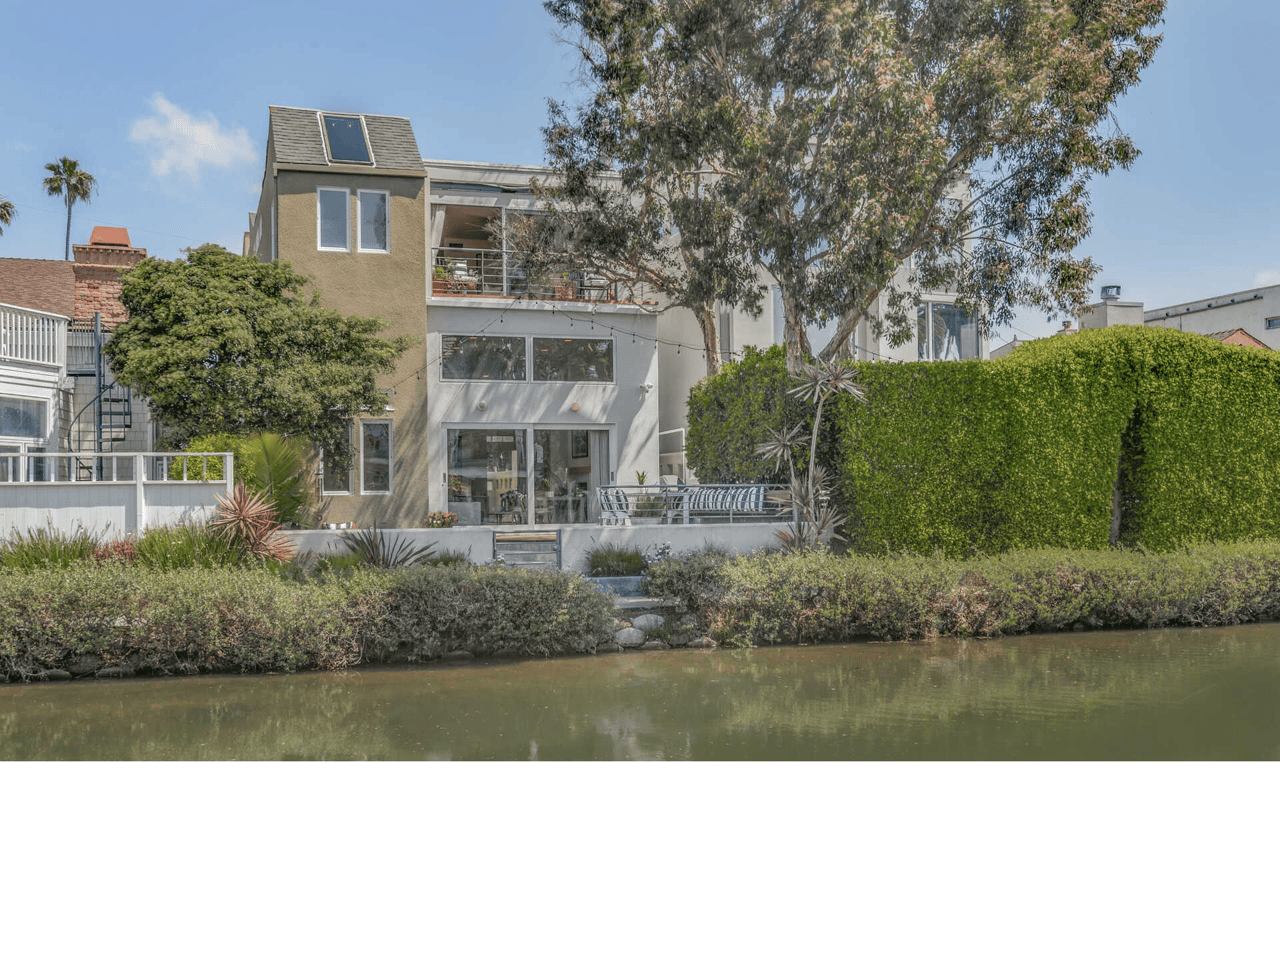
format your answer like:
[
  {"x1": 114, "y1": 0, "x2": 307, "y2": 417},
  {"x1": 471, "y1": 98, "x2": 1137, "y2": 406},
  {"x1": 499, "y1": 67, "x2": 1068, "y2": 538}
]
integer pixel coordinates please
[
  {"x1": 339, "y1": 524, "x2": 436, "y2": 568},
  {"x1": 211, "y1": 481, "x2": 296, "y2": 562},
  {"x1": 758, "y1": 358, "x2": 865, "y2": 551}
]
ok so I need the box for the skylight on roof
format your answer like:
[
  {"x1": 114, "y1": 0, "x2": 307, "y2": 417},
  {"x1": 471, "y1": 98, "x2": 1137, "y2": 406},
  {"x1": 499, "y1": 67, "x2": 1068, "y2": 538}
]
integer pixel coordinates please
[{"x1": 322, "y1": 114, "x2": 372, "y2": 164}]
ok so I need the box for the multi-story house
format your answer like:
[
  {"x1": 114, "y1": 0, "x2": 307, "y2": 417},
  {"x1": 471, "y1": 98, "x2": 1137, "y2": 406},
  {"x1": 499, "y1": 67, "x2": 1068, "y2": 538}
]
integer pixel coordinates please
[{"x1": 246, "y1": 105, "x2": 984, "y2": 529}]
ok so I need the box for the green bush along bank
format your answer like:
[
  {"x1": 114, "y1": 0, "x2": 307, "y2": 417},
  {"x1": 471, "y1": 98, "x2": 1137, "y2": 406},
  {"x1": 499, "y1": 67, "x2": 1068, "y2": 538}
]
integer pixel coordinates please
[
  {"x1": 689, "y1": 328, "x2": 1280, "y2": 556},
  {"x1": 646, "y1": 542, "x2": 1280, "y2": 647},
  {"x1": 0, "y1": 564, "x2": 614, "y2": 681}
]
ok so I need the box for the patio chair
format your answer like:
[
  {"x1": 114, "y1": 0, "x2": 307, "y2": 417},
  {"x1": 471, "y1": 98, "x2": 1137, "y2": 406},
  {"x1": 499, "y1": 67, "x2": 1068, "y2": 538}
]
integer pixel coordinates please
[{"x1": 598, "y1": 485, "x2": 632, "y2": 526}]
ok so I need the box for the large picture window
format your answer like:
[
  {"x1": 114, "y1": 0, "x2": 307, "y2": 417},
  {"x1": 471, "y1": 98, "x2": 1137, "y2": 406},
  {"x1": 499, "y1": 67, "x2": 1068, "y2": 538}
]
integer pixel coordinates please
[
  {"x1": 317, "y1": 188, "x2": 349, "y2": 251},
  {"x1": 358, "y1": 190, "x2": 388, "y2": 253},
  {"x1": 441, "y1": 336, "x2": 527, "y2": 381},
  {"x1": 532, "y1": 338, "x2": 614, "y2": 382},
  {"x1": 361, "y1": 421, "x2": 392, "y2": 494}
]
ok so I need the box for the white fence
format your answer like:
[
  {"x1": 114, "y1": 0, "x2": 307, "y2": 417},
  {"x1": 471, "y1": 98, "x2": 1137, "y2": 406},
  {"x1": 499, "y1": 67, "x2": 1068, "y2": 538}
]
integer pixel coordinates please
[
  {"x1": 0, "y1": 452, "x2": 233, "y2": 539},
  {"x1": 0, "y1": 302, "x2": 66, "y2": 368}
]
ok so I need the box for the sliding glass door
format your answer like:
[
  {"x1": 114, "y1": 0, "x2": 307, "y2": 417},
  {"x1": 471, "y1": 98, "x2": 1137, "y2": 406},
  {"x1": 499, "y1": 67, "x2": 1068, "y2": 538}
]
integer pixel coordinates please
[{"x1": 447, "y1": 427, "x2": 609, "y2": 525}]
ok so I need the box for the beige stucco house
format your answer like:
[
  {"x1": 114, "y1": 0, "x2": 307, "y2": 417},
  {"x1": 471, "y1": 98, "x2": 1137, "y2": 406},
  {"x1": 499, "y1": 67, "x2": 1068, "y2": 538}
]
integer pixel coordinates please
[{"x1": 246, "y1": 105, "x2": 985, "y2": 529}]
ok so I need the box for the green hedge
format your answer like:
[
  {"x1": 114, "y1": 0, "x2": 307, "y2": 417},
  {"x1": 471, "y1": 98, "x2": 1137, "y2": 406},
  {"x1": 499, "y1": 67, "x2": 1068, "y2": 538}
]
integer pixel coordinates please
[
  {"x1": 688, "y1": 326, "x2": 1280, "y2": 555},
  {"x1": 0, "y1": 564, "x2": 614, "y2": 681},
  {"x1": 699, "y1": 542, "x2": 1280, "y2": 646}
]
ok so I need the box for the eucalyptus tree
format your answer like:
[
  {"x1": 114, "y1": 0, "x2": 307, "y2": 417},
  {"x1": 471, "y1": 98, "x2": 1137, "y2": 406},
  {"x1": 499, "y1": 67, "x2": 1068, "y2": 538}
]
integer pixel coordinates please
[
  {"x1": 0, "y1": 195, "x2": 15, "y2": 236},
  {"x1": 543, "y1": 0, "x2": 1166, "y2": 370},
  {"x1": 43, "y1": 156, "x2": 98, "y2": 260}
]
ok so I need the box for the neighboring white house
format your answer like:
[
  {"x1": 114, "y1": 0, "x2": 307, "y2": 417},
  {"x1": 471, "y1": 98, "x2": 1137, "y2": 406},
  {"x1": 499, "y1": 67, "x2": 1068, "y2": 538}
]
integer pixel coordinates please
[
  {"x1": 1142, "y1": 284, "x2": 1280, "y2": 346},
  {"x1": 0, "y1": 302, "x2": 68, "y2": 481}
]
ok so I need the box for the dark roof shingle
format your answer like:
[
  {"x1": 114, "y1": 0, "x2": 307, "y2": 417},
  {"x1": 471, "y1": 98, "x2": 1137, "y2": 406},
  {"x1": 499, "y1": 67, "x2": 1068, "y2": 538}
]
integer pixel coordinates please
[{"x1": 269, "y1": 106, "x2": 422, "y2": 171}]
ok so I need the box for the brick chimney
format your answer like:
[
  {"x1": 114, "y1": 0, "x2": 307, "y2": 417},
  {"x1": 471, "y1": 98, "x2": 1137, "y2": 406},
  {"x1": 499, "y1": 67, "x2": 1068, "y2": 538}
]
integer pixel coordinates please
[{"x1": 71, "y1": 226, "x2": 147, "y2": 328}]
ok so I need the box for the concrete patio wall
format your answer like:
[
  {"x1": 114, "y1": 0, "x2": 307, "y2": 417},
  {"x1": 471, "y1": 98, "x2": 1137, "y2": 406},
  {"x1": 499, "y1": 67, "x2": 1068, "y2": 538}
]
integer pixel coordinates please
[{"x1": 286, "y1": 522, "x2": 784, "y2": 574}]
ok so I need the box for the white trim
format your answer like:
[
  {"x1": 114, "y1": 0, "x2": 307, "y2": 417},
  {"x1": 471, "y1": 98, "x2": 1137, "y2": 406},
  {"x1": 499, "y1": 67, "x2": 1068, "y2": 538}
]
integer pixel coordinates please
[
  {"x1": 356, "y1": 189, "x2": 390, "y2": 254},
  {"x1": 359, "y1": 419, "x2": 393, "y2": 495},
  {"x1": 316, "y1": 187, "x2": 350, "y2": 252}
]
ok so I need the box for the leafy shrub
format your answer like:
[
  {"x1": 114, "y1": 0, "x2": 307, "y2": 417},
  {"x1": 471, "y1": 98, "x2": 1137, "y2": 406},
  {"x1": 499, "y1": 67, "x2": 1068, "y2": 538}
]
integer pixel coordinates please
[
  {"x1": 0, "y1": 527, "x2": 98, "y2": 571},
  {"x1": 173, "y1": 432, "x2": 315, "y2": 528},
  {"x1": 428, "y1": 549, "x2": 472, "y2": 567},
  {"x1": 586, "y1": 545, "x2": 646, "y2": 577},
  {"x1": 642, "y1": 546, "x2": 732, "y2": 612},
  {"x1": 94, "y1": 539, "x2": 138, "y2": 566},
  {"x1": 423, "y1": 511, "x2": 458, "y2": 528},
  {"x1": 364, "y1": 565, "x2": 614, "y2": 661},
  {"x1": 695, "y1": 541, "x2": 1280, "y2": 647},
  {"x1": 0, "y1": 565, "x2": 374, "y2": 680}
]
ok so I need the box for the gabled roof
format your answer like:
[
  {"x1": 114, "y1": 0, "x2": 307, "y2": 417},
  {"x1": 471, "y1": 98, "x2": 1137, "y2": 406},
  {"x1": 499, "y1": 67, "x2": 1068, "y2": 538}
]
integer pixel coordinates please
[
  {"x1": 268, "y1": 105, "x2": 423, "y2": 171},
  {"x1": 1206, "y1": 328, "x2": 1271, "y2": 350}
]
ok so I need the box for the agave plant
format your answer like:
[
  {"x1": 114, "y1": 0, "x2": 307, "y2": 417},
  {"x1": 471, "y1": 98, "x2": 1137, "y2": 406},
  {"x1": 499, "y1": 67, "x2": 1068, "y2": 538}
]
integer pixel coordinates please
[
  {"x1": 758, "y1": 359, "x2": 865, "y2": 551},
  {"x1": 338, "y1": 523, "x2": 437, "y2": 568},
  {"x1": 211, "y1": 481, "x2": 296, "y2": 562}
]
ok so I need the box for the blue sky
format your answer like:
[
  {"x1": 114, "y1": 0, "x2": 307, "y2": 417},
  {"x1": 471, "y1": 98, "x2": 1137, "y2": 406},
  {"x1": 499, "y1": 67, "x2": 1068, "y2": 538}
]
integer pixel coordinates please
[{"x1": 1, "y1": 0, "x2": 1275, "y2": 347}]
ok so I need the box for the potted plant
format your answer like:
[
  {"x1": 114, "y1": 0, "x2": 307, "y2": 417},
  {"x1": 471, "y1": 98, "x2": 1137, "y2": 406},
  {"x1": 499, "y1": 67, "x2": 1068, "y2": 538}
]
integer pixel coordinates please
[{"x1": 432, "y1": 265, "x2": 450, "y2": 296}]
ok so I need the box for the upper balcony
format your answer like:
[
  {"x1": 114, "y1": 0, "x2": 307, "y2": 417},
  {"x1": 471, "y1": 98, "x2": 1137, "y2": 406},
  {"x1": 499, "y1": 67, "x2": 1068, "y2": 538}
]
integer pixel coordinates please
[
  {"x1": 429, "y1": 203, "x2": 652, "y2": 307},
  {"x1": 0, "y1": 302, "x2": 67, "y2": 372}
]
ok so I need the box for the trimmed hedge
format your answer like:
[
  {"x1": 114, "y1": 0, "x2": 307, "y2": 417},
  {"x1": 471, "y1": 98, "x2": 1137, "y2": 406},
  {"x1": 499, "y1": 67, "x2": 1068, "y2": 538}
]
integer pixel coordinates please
[
  {"x1": 693, "y1": 542, "x2": 1280, "y2": 646},
  {"x1": 688, "y1": 326, "x2": 1280, "y2": 555},
  {"x1": 0, "y1": 563, "x2": 614, "y2": 681}
]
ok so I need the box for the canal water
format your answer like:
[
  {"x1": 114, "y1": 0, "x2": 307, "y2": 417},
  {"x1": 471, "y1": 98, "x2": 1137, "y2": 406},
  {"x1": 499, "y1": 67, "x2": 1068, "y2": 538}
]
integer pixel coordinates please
[{"x1": 2, "y1": 624, "x2": 1278, "y2": 760}]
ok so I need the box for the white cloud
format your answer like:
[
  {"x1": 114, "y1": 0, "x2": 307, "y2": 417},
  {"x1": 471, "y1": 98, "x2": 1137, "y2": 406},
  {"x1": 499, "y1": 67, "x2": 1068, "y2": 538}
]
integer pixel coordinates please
[
  {"x1": 130, "y1": 94, "x2": 257, "y2": 179},
  {"x1": 1253, "y1": 269, "x2": 1280, "y2": 288}
]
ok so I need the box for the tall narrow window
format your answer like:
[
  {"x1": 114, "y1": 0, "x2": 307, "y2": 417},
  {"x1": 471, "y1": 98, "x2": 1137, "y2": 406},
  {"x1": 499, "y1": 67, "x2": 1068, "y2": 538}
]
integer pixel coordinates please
[
  {"x1": 322, "y1": 425, "x2": 354, "y2": 494},
  {"x1": 318, "y1": 188, "x2": 349, "y2": 251},
  {"x1": 361, "y1": 421, "x2": 392, "y2": 494},
  {"x1": 358, "y1": 190, "x2": 388, "y2": 253}
]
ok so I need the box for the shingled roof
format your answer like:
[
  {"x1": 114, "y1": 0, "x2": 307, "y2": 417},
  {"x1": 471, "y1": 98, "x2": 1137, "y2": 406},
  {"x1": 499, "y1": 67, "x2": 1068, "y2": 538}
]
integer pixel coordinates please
[{"x1": 268, "y1": 106, "x2": 423, "y2": 171}]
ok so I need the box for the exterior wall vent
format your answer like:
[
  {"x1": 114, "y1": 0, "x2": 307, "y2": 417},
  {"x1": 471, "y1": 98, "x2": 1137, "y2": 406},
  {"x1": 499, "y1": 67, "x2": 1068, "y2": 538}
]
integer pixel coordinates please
[{"x1": 1101, "y1": 285, "x2": 1121, "y2": 300}]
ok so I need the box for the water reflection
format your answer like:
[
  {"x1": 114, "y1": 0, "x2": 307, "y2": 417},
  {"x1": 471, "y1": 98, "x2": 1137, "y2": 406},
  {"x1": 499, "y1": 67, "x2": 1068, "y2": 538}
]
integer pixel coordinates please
[{"x1": 2, "y1": 625, "x2": 1278, "y2": 760}]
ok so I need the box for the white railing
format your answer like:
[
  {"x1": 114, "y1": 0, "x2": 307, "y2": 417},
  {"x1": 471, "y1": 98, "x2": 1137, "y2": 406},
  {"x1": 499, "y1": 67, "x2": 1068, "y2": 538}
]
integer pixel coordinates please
[
  {"x1": 431, "y1": 246, "x2": 647, "y2": 303},
  {"x1": 0, "y1": 302, "x2": 67, "y2": 368},
  {"x1": 0, "y1": 452, "x2": 233, "y2": 537},
  {"x1": 597, "y1": 483, "x2": 790, "y2": 526}
]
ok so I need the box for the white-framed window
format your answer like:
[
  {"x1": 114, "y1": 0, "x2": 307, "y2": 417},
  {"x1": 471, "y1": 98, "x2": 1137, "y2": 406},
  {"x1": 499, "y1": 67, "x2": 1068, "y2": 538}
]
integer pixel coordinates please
[
  {"x1": 317, "y1": 187, "x2": 349, "y2": 251},
  {"x1": 916, "y1": 302, "x2": 979, "y2": 361},
  {"x1": 321, "y1": 425, "x2": 354, "y2": 495},
  {"x1": 440, "y1": 335, "x2": 615, "y2": 383},
  {"x1": 361, "y1": 420, "x2": 392, "y2": 494},
  {"x1": 357, "y1": 190, "x2": 389, "y2": 253}
]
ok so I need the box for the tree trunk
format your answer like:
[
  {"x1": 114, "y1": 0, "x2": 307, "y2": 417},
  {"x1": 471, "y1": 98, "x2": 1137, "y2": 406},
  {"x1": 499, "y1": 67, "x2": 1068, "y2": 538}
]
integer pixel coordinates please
[
  {"x1": 818, "y1": 307, "x2": 867, "y2": 362},
  {"x1": 63, "y1": 197, "x2": 72, "y2": 261},
  {"x1": 779, "y1": 286, "x2": 810, "y2": 373},
  {"x1": 694, "y1": 303, "x2": 722, "y2": 377}
]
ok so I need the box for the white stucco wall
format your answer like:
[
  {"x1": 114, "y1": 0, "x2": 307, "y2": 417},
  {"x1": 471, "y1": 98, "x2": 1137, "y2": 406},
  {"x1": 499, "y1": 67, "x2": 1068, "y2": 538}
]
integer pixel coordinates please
[
  {"x1": 1144, "y1": 285, "x2": 1280, "y2": 347},
  {"x1": 423, "y1": 301, "x2": 661, "y2": 512}
]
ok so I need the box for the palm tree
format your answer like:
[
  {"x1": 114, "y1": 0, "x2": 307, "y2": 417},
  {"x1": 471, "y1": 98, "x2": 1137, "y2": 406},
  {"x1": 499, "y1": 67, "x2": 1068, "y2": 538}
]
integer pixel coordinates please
[
  {"x1": 0, "y1": 195, "x2": 14, "y2": 236},
  {"x1": 43, "y1": 157, "x2": 97, "y2": 260}
]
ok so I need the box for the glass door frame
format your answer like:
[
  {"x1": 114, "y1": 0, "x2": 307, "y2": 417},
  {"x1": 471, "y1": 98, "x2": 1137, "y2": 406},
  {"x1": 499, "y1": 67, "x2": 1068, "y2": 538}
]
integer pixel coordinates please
[{"x1": 444, "y1": 422, "x2": 615, "y2": 526}]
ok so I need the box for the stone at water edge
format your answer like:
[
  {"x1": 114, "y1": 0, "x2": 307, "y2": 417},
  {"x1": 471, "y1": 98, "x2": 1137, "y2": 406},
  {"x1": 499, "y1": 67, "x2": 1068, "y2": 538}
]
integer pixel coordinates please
[
  {"x1": 442, "y1": 650, "x2": 476, "y2": 663},
  {"x1": 640, "y1": 641, "x2": 669, "y2": 651},
  {"x1": 69, "y1": 655, "x2": 103, "y2": 677},
  {"x1": 615, "y1": 627, "x2": 645, "y2": 649},
  {"x1": 631, "y1": 613, "x2": 666, "y2": 632},
  {"x1": 596, "y1": 643, "x2": 623, "y2": 654},
  {"x1": 686, "y1": 637, "x2": 716, "y2": 649}
]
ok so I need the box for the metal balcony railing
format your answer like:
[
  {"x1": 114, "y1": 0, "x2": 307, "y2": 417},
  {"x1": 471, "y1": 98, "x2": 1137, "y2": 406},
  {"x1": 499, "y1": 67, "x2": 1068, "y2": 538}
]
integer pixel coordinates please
[{"x1": 431, "y1": 246, "x2": 646, "y2": 304}]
